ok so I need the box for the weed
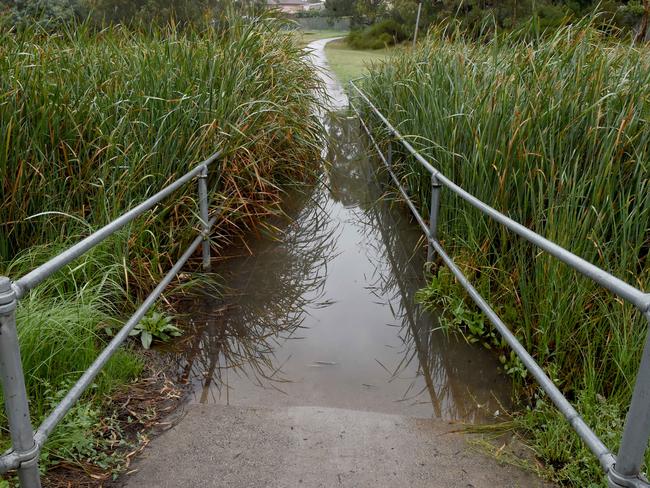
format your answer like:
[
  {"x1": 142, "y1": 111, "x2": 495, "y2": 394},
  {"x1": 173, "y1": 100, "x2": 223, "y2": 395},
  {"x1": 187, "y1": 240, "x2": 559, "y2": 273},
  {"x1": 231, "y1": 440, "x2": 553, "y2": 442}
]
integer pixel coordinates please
[{"x1": 130, "y1": 311, "x2": 182, "y2": 349}]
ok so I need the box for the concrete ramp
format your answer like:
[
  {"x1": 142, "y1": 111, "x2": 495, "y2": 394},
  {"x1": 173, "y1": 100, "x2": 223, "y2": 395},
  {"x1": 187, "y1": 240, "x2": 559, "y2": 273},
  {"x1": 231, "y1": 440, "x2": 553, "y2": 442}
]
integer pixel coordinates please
[{"x1": 126, "y1": 405, "x2": 549, "y2": 488}]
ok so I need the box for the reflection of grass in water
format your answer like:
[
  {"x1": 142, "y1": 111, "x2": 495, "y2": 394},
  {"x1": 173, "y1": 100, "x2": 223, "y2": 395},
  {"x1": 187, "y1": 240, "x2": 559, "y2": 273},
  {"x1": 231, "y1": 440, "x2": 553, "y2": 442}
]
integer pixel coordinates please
[
  {"x1": 325, "y1": 115, "x2": 501, "y2": 422},
  {"x1": 361, "y1": 195, "x2": 486, "y2": 422},
  {"x1": 174, "y1": 180, "x2": 342, "y2": 400}
]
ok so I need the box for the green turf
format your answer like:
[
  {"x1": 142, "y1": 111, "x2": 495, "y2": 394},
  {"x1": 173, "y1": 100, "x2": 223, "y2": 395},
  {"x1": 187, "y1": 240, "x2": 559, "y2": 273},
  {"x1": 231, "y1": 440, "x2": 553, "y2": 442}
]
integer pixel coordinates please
[
  {"x1": 294, "y1": 29, "x2": 349, "y2": 47},
  {"x1": 323, "y1": 38, "x2": 393, "y2": 85}
]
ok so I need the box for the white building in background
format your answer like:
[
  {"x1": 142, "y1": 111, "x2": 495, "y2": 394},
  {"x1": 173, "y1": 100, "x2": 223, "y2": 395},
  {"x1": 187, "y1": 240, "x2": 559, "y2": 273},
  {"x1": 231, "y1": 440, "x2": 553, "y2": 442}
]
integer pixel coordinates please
[
  {"x1": 305, "y1": 2, "x2": 326, "y2": 11},
  {"x1": 266, "y1": 0, "x2": 326, "y2": 14}
]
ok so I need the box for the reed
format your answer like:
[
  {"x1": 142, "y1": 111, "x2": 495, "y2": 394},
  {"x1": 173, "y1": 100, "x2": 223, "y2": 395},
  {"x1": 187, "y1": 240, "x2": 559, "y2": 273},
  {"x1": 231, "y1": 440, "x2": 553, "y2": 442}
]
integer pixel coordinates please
[
  {"x1": 0, "y1": 17, "x2": 323, "y2": 292},
  {"x1": 358, "y1": 19, "x2": 650, "y2": 485},
  {"x1": 0, "y1": 15, "x2": 324, "y2": 476}
]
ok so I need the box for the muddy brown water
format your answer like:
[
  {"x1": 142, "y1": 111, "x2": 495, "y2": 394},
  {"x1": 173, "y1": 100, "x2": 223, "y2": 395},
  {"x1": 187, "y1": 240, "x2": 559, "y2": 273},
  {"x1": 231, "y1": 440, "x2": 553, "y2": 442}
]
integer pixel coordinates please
[{"x1": 167, "y1": 40, "x2": 511, "y2": 424}]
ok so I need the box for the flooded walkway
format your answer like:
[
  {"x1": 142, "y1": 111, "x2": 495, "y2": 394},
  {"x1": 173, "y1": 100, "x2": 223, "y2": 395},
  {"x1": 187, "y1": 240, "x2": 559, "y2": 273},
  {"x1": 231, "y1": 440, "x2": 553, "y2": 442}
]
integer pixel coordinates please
[
  {"x1": 166, "y1": 39, "x2": 508, "y2": 423},
  {"x1": 125, "y1": 39, "x2": 550, "y2": 488},
  {"x1": 167, "y1": 112, "x2": 508, "y2": 422}
]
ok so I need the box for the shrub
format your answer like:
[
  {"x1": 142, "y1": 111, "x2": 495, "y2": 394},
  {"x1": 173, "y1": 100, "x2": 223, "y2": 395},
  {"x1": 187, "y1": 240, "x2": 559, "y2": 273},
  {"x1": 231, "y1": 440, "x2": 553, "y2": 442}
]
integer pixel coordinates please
[
  {"x1": 348, "y1": 19, "x2": 407, "y2": 49},
  {"x1": 8, "y1": 0, "x2": 85, "y2": 27}
]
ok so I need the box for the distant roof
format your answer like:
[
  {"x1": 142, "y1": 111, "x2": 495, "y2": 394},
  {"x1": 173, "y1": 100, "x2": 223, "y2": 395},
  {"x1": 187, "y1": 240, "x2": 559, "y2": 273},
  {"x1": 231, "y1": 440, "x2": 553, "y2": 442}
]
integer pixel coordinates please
[{"x1": 267, "y1": 0, "x2": 307, "y2": 5}]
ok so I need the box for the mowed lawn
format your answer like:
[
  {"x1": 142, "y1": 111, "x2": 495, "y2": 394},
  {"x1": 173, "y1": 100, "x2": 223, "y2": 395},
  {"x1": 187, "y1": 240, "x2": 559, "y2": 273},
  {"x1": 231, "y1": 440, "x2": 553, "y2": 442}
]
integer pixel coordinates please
[
  {"x1": 294, "y1": 29, "x2": 349, "y2": 47},
  {"x1": 323, "y1": 38, "x2": 392, "y2": 85}
]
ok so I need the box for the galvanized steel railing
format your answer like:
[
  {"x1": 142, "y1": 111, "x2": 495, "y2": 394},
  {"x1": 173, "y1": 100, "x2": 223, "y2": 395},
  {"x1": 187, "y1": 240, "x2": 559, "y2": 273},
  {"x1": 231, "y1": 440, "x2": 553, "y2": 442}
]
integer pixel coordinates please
[
  {"x1": 0, "y1": 151, "x2": 221, "y2": 487},
  {"x1": 349, "y1": 80, "x2": 650, "y2": 488},
  {"x1": 2, "y1": 83, "x2": 649, "y2": 488}
]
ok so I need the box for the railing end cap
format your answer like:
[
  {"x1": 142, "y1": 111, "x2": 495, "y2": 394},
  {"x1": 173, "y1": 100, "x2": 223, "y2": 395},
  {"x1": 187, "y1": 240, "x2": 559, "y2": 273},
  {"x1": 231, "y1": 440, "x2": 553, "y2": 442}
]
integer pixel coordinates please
[
  {"x1": 0, "y1": 276, "x2": 11, "y2": 292},
  {"x1": 0, "y1": 277, "x2": 17, "y2": 311}
]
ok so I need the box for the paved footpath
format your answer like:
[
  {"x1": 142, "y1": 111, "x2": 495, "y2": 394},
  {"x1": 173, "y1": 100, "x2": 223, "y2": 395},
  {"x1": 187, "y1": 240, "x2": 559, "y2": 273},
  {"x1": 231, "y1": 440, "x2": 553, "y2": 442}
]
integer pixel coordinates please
[{"x1": 125, "y1": 404, "x2": 551, "y2": 488}]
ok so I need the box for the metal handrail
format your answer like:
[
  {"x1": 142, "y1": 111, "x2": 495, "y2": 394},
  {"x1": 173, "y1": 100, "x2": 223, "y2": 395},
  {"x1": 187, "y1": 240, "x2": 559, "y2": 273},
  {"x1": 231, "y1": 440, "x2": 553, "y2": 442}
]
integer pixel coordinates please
[
  {"x1": 349, "y1": 79, "x2": 650, "y2": 488},
  {"x1": 0, "y1": 151, "x2": 222, "y2": 487}
]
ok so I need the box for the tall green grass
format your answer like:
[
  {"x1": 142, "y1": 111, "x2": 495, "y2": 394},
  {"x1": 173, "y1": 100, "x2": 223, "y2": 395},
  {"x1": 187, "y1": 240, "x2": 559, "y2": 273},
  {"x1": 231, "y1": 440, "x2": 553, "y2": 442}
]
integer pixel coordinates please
[
  {"x1": 0, "y1": 241, "x2": 145, "y2": 473},
  {"x1": 0, "y1": 15, "x2": 324, "y2": 476},
  {"x1": 357, "y1": 20, "x2": 649, "y2": 485},
  {"x1": 0, "y1": 17, "x2": 323, "y2": 290}
]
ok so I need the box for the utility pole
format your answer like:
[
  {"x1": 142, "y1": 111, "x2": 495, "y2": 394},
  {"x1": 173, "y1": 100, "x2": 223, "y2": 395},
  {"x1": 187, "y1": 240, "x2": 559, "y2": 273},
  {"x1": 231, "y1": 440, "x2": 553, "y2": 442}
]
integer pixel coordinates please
[{"x1": 413, "y1": 2, "x2": 422, "y2": 48}]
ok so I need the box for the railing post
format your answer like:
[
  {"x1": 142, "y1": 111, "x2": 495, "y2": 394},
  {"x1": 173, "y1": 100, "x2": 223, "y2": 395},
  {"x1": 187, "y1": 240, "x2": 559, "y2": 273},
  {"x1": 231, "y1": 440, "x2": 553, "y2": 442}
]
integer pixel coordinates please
[
  {"x1": 413, "y1": 2, "x2": 422, "y2": 48},
  {"x1": 386, "y1": 139, "x2": 393, "y2": 168},
  {"x1": 0, "y1": 277, "x2": 41, "y2": 488},
  {"x1": 198, "y1": 165, "x2": 211, "y2": 271},
  {"x1": 608, "y1": 309, "x2": 650, "y2": 488},
  {"x1": 427, "y1": 174, "x2": 441, "y2": 262}
]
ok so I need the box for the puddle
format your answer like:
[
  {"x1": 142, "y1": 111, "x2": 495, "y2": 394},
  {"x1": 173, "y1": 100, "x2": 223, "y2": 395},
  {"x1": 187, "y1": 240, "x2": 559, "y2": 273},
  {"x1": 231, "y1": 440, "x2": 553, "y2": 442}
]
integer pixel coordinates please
[
  {"x1": 168, "y1": 110, "x2": 510, "y2": 422},
  {"x1": 165, "y1": 39, "x2": 510, "y2": 423}
]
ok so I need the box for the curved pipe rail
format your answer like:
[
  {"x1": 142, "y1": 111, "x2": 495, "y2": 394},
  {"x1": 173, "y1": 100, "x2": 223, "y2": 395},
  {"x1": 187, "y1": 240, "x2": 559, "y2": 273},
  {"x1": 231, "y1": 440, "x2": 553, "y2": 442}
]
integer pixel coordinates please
[{"x1": 12, "y1": 150, "x2": 221, "y2": 300}]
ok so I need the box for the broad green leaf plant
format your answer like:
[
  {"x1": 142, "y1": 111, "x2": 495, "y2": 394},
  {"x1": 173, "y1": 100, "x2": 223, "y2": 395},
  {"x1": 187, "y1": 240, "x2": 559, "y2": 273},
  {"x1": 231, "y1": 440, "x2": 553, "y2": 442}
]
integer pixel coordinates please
[{"x1": 130, "y1": 311, "x2": 182, "y2": 349}]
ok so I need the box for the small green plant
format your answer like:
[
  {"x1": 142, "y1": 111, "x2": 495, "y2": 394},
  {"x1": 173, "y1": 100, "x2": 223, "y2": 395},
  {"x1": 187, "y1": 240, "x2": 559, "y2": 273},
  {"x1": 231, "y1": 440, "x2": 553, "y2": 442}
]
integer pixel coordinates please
[
  {"x1": 37, "y1": 379, "x2": 140, "y2": 478},
  {"x1": 418, "y1": 267, "x2": 527, "y2": 379},
  {"x1": 417, "y1": 269, "x2": 484, "y2": 338},
  {"x1": 130, "y1": 311, "x2": 182, "y2": 349},
  {"x1": 38, "y1": 380, "x2": 102, "y2": 466}
]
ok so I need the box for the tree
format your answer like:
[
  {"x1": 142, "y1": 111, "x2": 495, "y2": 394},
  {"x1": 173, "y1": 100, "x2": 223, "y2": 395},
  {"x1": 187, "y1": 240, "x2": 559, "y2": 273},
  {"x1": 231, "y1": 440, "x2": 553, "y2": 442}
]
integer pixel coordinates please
[
  {"x1": 325, "y1": 0, "x2": 355, "y2": 17},
  {"x1": 5, "y1": 0, "x2": 86, "y2": 25},
  {"x1": 354, "y1": 0, "x2": 386, "y2": 24},
  {"x1": 87, "y1": 0, "x2": 220, "y2": 25}
]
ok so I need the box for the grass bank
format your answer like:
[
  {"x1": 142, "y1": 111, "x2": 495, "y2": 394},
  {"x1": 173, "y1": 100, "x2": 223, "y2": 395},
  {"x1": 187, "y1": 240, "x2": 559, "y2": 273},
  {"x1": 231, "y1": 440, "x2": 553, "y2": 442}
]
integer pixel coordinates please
[
  {"x1": 355, "y1": 21, "x2": 650, "y2": 486},
  {"x1": 0, "y1": 16, "x2": 323, "y2": 481},
  {"x1": 324, "y1": 38, "x2": 392, "y2": 85},
  {"x1": 294, "y1": 28, "x2": 349, "y2": 46}
]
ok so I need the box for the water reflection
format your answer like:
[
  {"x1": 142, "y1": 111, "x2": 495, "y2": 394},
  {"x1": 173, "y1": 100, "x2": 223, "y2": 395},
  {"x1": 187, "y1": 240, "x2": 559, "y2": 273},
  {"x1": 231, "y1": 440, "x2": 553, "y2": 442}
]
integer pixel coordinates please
[
  {"x1": 353, "y1": 161, "x2": 508, "y2": 421},
  {"x1": 170, "y1": 112, "x2": 509, "y2": 422},
  {"x1": 172, "y1": 183, "x2": 340, "y2": 403}
]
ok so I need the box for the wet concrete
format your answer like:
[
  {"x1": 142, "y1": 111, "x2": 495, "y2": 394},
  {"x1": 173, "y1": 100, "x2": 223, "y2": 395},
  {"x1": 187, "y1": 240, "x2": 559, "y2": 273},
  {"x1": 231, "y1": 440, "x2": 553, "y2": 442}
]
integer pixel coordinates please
[
  {"x1": 124, "y1": 39, "x2": 548, "y2": 487},
  {"x1": 126, "y1": 404, "x2": 549, "y2": 488},
  {"x1": 306, "y1": 37, "x2": 348, "y2": 110}
]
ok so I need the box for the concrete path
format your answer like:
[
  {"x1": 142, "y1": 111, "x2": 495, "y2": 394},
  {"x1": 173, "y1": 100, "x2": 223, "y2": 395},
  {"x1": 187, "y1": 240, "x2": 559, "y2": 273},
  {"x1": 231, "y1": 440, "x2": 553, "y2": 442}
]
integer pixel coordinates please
[
  {"x1": 306, "y1": 37, "x2": 348, "y2": 110},
  {"x1": 125, "y1": 404, "x2": 548, "y2": 488}
]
